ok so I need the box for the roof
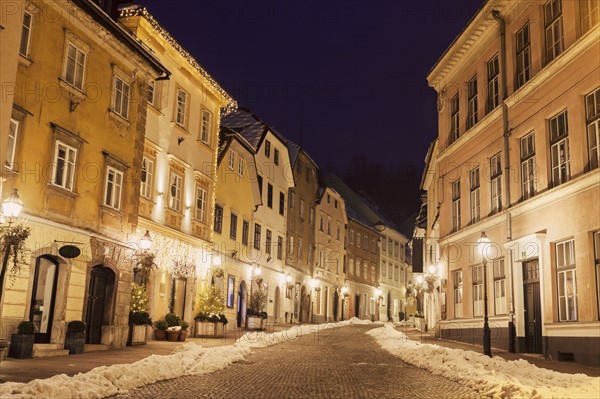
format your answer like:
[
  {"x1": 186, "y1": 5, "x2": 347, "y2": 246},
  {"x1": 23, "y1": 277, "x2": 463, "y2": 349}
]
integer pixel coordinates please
[
  {"x1": 118, "y1": 5, "x2": 236, "y2": 111},
  {"x1": 220, "y1": 109, "x2": 266, "y2": 151},
  {"x1": 323, "y1": 173, "x2": 382, "y2": 232}
]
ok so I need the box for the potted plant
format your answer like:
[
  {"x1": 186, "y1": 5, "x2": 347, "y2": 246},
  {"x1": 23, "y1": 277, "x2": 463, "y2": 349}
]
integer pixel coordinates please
[
  {"x1": 128, "y1": 283, "x2": 151, "y2": 346},
  {"x1": 414, "y1": 311, "x2": 427, "y2": 332},
  {"x1": 178, "y1": 320, "x2": 189, "y2": 341},
  {"x1": 9, "y1": 320, "x2": 35, "y2": 358},
  {"x1": 153, "y1": 319, "x2": 168, "y2": 341},
  {"x1": 194, "y1": 286, "x2": 227, "y2": 338},
  {"x1": 246, "y1": 289, "x2": 268, "y2": 330},
  {"x1": 165, "y1": 313, "x2": 181, "y2": 341},
  {"x1": 63, "y1": 320, "x2": 86, "y2": 354}
]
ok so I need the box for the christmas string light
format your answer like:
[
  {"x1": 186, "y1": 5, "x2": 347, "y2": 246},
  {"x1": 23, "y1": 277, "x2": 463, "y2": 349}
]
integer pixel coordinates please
[{"x1": 119, "y1": 5, "x2": 237, "y2": 114}]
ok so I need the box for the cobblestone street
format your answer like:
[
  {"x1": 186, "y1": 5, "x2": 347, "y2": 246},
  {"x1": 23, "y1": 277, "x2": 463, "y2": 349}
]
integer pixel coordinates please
[{"x1": 113, "y1": 325, "x2": 483, "y2": 399}]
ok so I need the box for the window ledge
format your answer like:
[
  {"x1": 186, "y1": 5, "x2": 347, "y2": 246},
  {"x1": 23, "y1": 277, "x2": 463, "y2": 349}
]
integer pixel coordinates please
[
  {"x1": 171, "y1": 121, "x2": 190, "y2": 135},
  {"x1": 18, "y1": 54, "x2": 32, "y2": 68},
  {"x1": 47, "y1": 183, "x2": 78, "y2": 198},
  {"x1": 58, "y1": 78, "x2": 87, "y2": 101},
  {"x1": 108, "y1": 109, "x2": 131, "y2": 129},
  {"x1": 100, "y1": 204, "x2": 123, "y2": 217}
]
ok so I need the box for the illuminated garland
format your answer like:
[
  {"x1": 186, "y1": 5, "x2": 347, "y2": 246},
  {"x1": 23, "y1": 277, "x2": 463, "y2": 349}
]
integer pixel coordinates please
[
  {"x1": 149, "y1": 232, "x2": 205, "y2": 278},
  {"x1": 119, "y1": 5, "x2": 237, "y2": 114}
]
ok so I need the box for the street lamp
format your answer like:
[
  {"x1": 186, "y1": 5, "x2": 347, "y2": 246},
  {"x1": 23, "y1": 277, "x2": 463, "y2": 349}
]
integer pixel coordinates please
[
  {"x1": 0, "y1": 189, "x2": 25, "y2": 303},
  {"x1": 477, "y1": 231, "x2": 492, "y2": 357},
  {"x1": 374, "y1": 288, "x2": 383, "y2": 321},
  {"x1": 139, "y1": 230, "x2": 152, "y2": 251}
]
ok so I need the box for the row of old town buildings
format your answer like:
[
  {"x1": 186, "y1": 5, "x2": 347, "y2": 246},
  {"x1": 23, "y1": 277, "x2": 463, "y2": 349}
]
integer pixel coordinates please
[
  {"x1": 414, "y1": 0, "x2": 600, "y2": 367},
  {"x1": 0, "y1": 0, "x2": 411, "y2": 357}
]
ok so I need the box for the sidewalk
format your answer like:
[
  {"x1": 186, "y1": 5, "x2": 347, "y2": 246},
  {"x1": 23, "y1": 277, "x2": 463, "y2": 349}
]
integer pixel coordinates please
[
  {"x1": 1, "y1": 323, "x2": 598, "y2": 386},
  {"x1": 397, "y1": 325, "x2": 600, "y2": 378},
  {"x1": 0, "y1": 323, "x2": 287, "y2": 384}
]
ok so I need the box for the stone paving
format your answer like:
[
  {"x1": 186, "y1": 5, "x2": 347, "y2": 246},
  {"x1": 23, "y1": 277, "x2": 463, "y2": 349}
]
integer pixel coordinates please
[{"x1": 112, "y1": 325, "x2": 483, "y2": 399}]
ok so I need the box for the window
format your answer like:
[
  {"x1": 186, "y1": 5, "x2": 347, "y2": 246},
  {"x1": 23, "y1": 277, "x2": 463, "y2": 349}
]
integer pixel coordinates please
[
  {"x1": 175, "y1": 89, "x2": 188, "y2": 128},
  {"x1": 487, "y1": 55, "x2": 500, "y2": 112},
  {"x1": 467, "y1": 168, "x2": 480, "y2": 224},
  {"x1": 201, "y1": 110, "x2": 211, "y2": 143},
  {"x1": 472, "y1": 265, "x2": 483, "y2": 317},
  {"x1": 389, "y1": 264, "x2": 393, "y2": 280},
  {"x1": 140, "y1": 157, "x2": 154, "y2": 199},
  {"x1": 450, "y1": 94, "x2": 460, "y2": 144},
  {"x1": 227, "y1": 275, "x2": 235, "y2": 308},
  {"x1": 544, "y1": 0, "x2": 564, "y2": 63},
  {"x1": 319, "y1": 216, "x2": 324, "y2": 232},
  {"x1": 265, "y1": 140, "x2": 271, "y2": 157},
  {"x1": 298, "y1": 238, "x2": 302, "y2": 259},
  {"x1": 6, "y1": 119, "x2": 19, "y2": 170},
  {"x1": 168, "y1": 172, "x2": 183, "y2": 212},
  {"x1": 357, "y1": 233, "x2": 361, "y2": 248},
  {"x1": 349, "y1": 257, "x2": 355, "y2": 275},
  {"x1": 580, "y1": 0, "x2": 600, "y2": 34},
  {"x1": 277, "y1": 236, "x2": 283, "y2": 259},
  {"x1": 253, "y1": 224, "x2": 261, "y2": 250},
  {"x1": 214, "y1": 205, "x2": 223, "y2": 234},
  {"x1": 490, "y1": 153, "x2": 502, "y2": 213},
  {"x1": 328, "y1": 219, "x2": 332, "y2": 236},
  {"x1": 585, "y1": 87, "x2": 600, "y2": 170},
  {"x1": 305, "y1": 166, "x2": 310, "y2": 182},
  {"x1": 266, "y1": 229, "x2": 272, "y2": 255},
  {"x1": 362, "y1": 261, "x2": 368, "y2": 279},
  {"x1": 394, "y1": 265, "x2": 399, "y2": 281},
  {"x1": 52, "y1": 141, "x2": 77, "y2": 190},
  {"x1": 363, "y1": 235, "x2": 368, "y2": 250},
  {"x1": 195, "y1": 187, "x2": 207, "y2": 222},
  {"x1": 227, "y1": 150, "x2": 235, "y2": 170},
  {"x1": 382, "y1": 260, "x2": 386, "y2": 277},
  {"x1": 242, "y1": 220, "x2": 249, "y2": 246},
  {"x1": 289, "y1": 191, "x2": 295, "y2": 208},
  {"x1": 111, "y1": 75, "x2": 130, "y2": 119},
  {"x1": 556, "y1": 239, "x2": 577, "y2": 321},
  {"x1": 350, "y1": 230, "x2": 354, "y2": 245},
  {"x1": 147, "y1": 81, "x2": 155, "y2": 104},
  {"x1": 300, "y1": 197, "x2": 305, "y2": 219},
  {"x1": 334, "y1": 199, "x2": 338, "y2": 208},
  {"x1": 394, "y1": 242, "x2": 399, "y2": 257},
  {"x1": 230, "y1": 213, "x2": 238, "y2": 240},
  {"x1": 370, "y1": 239, "x2": 376, "y2": 254},
  {"x1": 453, "y1": 270, "x2": 463, "y2": 318},
  {"x1": 516, "y1": 23, "x2": 532, "y2": 89},
  {"x1": 593, "y1": 231, "x2": 600, "y2": 319},
  {"x1": 327, "y1": 194, "x2": 330, "y2": 203},
  {"x1": 257, "y1": 175, "x2": 263, "y2": 198},
  {"x1": 549, "y1": 110, "x2": 570, "y2": 186},
  {"x1": 520, "y1": 133, "x2": 537, "y2": 200},
  {"x1": 63, "y1": 42, "x2": 86, "y2": 90},
  {"x1": 267, "y1": 183, "x2": 273, "y2": 208},
  {"x1": 274, "y1": 148, "x2": 279, "y2": 165},
  {"x1": 382, "y1": 236, "x2": 387, "y2": 252},
  {"x1": 309, "y1": 208, "x2": 314, "y2": 225},
  {"x1": 279, "y1": 192, "x2": 285, "y2": 215},
  {"x1": 103, "y1": 166, "x2": 123, "y2": 210},
  {"x1": 20, "y1": 12, "x2": 32, "y2": 57},
  {"x1": 288, "y1": 235, "x2": 294, "y2": 255},
  {"x1": 467, "y1": 75, "x2": 478, "y2": 129},
  {"x1": 493, "y1": 258, "x2": 506, "y2": 315},
  {"x1": 238, "y1": 156, "x2": 245, "y2": 177},
  {"x1": 337, "y1": 223, "x2": 341, "y2": 241},
  {"x1": 371, "y1": 265, "x2": 376, "y2": 282},
  {"x1": 452, "y1": 180, "x2": 461, "y2": 231}
]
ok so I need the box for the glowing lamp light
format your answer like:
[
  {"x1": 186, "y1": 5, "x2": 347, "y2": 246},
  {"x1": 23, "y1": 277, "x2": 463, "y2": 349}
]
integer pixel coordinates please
[
  {"x1": 341, "y1": 285, "x2": 348, "y2": 296},
  {"x1": 374, "y1": 288, "x2": 382, "y2": 298},
  {"x1": 285, "y1": 273, "x2": 292, "y2": 283},
  {"x1": 477, "y1": 231, "x2": 491, "y2": 257},
  {"x1": 416, "y1": 275, "x2": 424, "y2": 284},
  {"x1": 2, "y1": 189, "x2": 23, "y2": 220},
  {"x1": 309, "y1": 278, "x2": 318, "y2": 289},
  {"x1": 428, "y1": 264, "x2": 438, "y2": 274},
  {"x1": 253, "y1": 266, "x2": 262, "y2": 276},
  {"x1": 139, "y1": 230, "x2": 152, "y2": 250}
]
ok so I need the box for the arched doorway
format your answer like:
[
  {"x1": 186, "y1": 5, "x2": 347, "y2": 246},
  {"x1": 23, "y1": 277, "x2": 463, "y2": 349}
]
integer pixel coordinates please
[
  {"x1": 86, "y1": 265, "x2": 116, "y2": 344},
  {"x1": 237, "y1": 280, "x2": 247, "y2": 328},
  {"x1": 354, "y1": 294, "x2": 361, "y2": 318},
  {"x1": 387, "y1": 292, "x2": 392, "y2": 321},
  {"x1": 273, "y1": 286, "x2": 281, "y2": 324},
  {"x1": 333, "y1": 290, "x2": 339, "y2": 321},
  {"x1": 29, "y1": 256, "x2": 60, "y2": 343}
]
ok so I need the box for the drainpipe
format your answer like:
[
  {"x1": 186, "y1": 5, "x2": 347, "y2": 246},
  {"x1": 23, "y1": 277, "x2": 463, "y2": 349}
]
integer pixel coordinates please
[{"x1": 492, "y1": 9, "x2": 516, "y2": 353}]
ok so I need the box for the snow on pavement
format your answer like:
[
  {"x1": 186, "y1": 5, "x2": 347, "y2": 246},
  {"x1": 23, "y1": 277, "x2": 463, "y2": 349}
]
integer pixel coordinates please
[{"x1": 367, "y1": 323, "x2": 600, "y2": 399}]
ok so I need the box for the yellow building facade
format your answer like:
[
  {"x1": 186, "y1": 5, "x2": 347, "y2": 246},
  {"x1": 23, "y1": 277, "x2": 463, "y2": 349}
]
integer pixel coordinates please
[{"x1": 1, "y1": 0, "x2": 168, "y2": 353}]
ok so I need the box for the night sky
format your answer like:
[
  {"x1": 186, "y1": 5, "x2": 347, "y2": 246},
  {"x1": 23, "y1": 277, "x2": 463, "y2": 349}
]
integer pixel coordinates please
[{"x1": 134, "y1": 0, "x2": 484, "y2": 174}]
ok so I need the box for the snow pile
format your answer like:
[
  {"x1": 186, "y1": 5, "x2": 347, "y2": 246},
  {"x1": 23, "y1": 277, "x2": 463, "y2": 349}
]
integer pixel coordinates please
[
  {"x1": 235, "y1": 317, "x2": 381, "y2": 348},
  {"x1": 367, "y1": 324, "x2": 600, "y2": 399},
  {"x1": 0, "y1": 343, "x2": 250, "y2": 399}
]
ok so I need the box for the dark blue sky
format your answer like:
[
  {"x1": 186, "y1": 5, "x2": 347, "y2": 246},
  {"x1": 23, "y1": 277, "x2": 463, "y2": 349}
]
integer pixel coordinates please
[{"x1": 134, "y1": 0, "x2": 484, "y2": 173}]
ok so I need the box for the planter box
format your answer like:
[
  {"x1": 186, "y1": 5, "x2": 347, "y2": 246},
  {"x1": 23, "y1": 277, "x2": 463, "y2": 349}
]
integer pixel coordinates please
[
  {"x1": 246, "y1": 316, "x2": 264, "y2": 331},
  {"x1": 128, "y1": 324, "x2": 148, "y2": 346},
  {"x1": 166, "y1": 330, "x2": 180, "y2": 342},
  {"x1": 9, "y1": 334, "x2": 34, "y2": 359},
  {"x1": 154, "y1": 330, "x2": 166, "y2": 341},
  {"x1": 64, "y1": 331, "x2": 86, "y2": 354},
  {"x1": 195, "y1": 321, "x2": 225, "y2": 338}
]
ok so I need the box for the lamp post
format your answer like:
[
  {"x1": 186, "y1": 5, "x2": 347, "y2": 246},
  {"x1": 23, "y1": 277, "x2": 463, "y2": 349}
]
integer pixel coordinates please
[
  {"x1": 0, "y1": 189, "x2": 25, "y2": 303},
  {"x1": 374, "y1": 288, "x2": 382, "y2": 321},
  {"x1": 309, "y1": 278, "x2": 318, "y2": 323},
  {"x1": 139, "y1": 230, "x2": 152, "y2": 251},
  {"x1": 478, "y1": 231, "x2": 492, "y2": 357}
]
